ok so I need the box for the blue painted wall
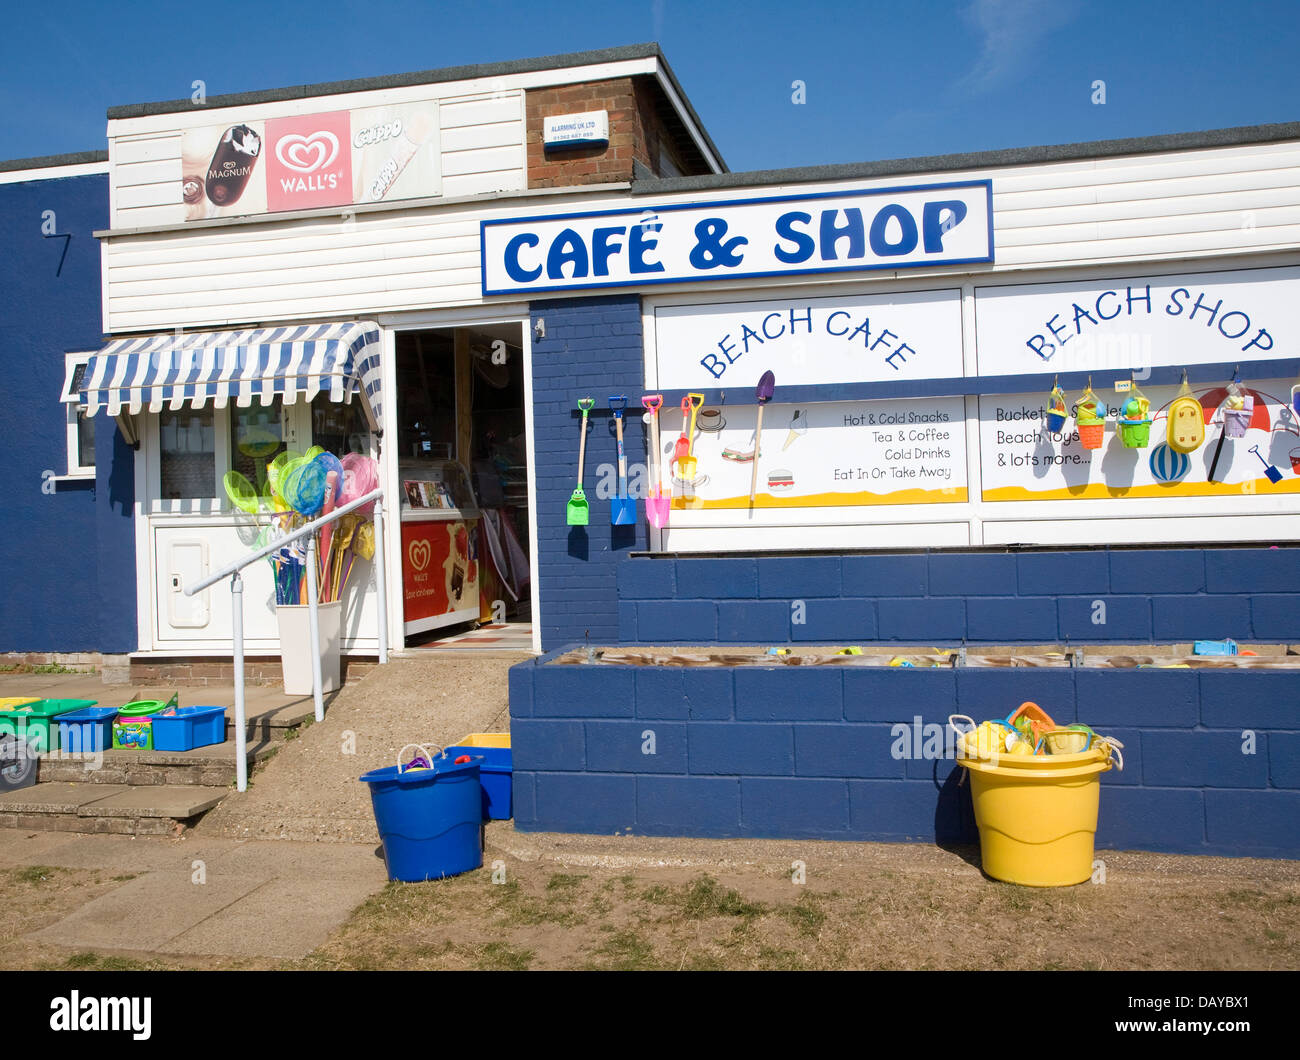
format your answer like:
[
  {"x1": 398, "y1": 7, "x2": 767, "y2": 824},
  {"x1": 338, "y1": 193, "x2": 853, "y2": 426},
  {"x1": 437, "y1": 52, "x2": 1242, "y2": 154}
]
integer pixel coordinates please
[
  {"x1": 617, "y1": 547, "x2": 1300, "y2": 644},
  {"x1": 511, "y1": 653, "x2": 1300, "y2": 859},
  {"x1": 531, "y1": 296, "x2": 647, "y2": 649},
  {"x1": 0, "y1": 169, "x2": 136, "y2": 653}
]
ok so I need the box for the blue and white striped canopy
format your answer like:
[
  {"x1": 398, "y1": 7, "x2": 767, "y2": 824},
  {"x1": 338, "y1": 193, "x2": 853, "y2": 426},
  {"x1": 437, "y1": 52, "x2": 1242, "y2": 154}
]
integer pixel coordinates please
[{"x1": 79, "y1": 321, "x2": 384, "y2": 431}]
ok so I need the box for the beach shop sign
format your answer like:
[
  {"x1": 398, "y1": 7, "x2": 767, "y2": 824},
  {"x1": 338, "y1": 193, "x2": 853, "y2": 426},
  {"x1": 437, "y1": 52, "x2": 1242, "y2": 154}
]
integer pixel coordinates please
[{"x1": 480, "y1": 180, "x2": 993, "y2": 295}]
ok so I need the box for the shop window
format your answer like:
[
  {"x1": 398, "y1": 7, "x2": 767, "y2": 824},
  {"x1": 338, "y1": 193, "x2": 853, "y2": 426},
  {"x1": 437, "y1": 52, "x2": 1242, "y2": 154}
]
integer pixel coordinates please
[
  {"x1": 310, "y1": 393, "x2": 371, "y2": 457},
  {"x1": 231, "y1": 403, "x2": 287, "y2": 494},
  {"x1": 159, "y1": 406, "x2": 215, "y2": 500},
  {"x1": 61, "y1": 353, "x2": 95, "y2": 479}
]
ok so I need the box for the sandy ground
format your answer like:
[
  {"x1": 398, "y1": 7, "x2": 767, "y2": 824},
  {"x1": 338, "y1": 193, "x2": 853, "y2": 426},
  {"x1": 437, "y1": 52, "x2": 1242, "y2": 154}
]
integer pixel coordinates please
[{"x1": 198, "y1": 654, "x2": 526, "y2": 842}]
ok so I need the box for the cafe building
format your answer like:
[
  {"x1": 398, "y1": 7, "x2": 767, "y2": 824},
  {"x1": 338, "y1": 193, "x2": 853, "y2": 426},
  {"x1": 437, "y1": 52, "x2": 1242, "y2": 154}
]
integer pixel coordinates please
[{"x1": 7, "y1": 43, "x2": 1299, "y2": 857}]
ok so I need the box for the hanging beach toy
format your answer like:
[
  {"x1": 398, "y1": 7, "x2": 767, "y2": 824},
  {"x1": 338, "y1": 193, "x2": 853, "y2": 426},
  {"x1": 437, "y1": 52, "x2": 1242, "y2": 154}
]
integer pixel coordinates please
[
  {"x1": 1072, "y1": 381, "x2": 1106, "y2": 450},
  {"x1": 1165, "y1": 372, "x2": 1205, "y2": 454},
  {"x1": 1045, "y1": 382, "x2": 1068, "y2": 434},
  {"x1": 1222, "y1": 374, "x2": 1253, "y2": 439},
  {"x1": 1118, "y1": 380, "x2": 1152, "y2": 449}
]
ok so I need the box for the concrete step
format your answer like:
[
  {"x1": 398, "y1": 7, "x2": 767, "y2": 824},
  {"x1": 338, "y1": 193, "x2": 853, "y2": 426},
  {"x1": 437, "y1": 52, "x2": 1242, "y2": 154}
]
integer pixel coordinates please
[
  {"x1": 37, "y1": 741, "x2": 279, "y2": 787},
  {"x1": 0, "y1": 782, "x2": 227, "y2": 836}
]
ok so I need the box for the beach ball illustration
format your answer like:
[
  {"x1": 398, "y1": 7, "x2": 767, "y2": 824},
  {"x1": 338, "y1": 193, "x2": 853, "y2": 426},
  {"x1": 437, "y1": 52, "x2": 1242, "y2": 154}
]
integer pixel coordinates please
[{"x1": 1149, "y1": 443, "x2": 1190, "y2": 482}]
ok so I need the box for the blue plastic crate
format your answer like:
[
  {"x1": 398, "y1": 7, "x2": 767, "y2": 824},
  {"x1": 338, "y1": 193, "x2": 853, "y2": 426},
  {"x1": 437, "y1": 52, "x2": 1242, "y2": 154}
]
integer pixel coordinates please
[
  {"x1": 57, "y1": 706, "x2": 121, "y2": 753},
  {"x1": 150, "y1": 706, "x2": 226, "y2": 752},
  {"x1": 445, "y1": 743, "x2": 513, "y2": 820}
]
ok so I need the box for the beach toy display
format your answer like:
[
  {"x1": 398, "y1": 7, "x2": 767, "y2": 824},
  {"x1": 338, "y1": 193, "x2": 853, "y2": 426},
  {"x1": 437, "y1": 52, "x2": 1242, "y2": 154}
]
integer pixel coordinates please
[
  {"x1": 949, "y1": 709, "x2": 1125, "y2": 887},
  {"x1": 1222, "y1": 377, "x2": 1254, "y2": 438},
  {"x1": 1165, "y1": 373, "x2": 1205, "y2": 454},
  {"x1": 1117, "y1": 384, "x2": 1152, "y2": 449},
  {"x1": 1071, "y1": 383, "x2": 1107, "y2": 450},
  {"x1": 1045, "y1": 382, "x2": 1068, "y2": 433}
]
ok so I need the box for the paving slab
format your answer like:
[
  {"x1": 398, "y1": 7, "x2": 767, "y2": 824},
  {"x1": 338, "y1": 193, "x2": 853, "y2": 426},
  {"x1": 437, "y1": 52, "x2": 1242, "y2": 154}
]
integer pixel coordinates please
[
  {"x1": 0, "y1": 784, "x2": 129, "y2": 814},
  {"x1": 76, "y1": 786, "x2": 228, "y2": 819},
  {"x1": 201, "y1": 840, "x2": 387, "y2": 882},
  {"x1": 28, "y1": 870, "x2": 267, "y2": 951},
  {"x1": 158, "y1": 875, "x2": 381, "y2": 958},
  {"x1": 0, "y1": 831, "x2": 246, "y2": 873}
]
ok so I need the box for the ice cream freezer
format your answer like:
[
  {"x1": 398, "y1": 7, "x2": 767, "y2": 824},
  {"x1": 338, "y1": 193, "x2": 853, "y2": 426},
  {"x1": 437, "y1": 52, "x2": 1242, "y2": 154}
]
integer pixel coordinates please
[{"x1": 399, "y1": 459, "x2": 481, "y2": 635}]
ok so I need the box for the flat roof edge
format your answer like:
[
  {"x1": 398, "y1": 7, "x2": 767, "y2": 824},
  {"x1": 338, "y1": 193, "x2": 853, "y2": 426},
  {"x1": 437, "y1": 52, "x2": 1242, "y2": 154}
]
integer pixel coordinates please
[
  {"x1": 0, "y1": 150, "x2": 109, "y2": 173},
  {"x1": 106, "y1": 43, "x2": 667, "y2": 119},
  {"x1": 632, "y1": 120, "x2": 1300, "y2": 195}
]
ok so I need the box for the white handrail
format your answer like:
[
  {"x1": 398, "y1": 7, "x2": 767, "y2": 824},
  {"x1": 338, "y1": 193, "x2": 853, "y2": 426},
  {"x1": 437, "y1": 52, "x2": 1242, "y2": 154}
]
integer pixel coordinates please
[
  {"x1": 182, "y1": 488, "x2": 388, "y2": 792},
  {"x1": 186, "y1": 489, "x2": 384, "y2": 594}
]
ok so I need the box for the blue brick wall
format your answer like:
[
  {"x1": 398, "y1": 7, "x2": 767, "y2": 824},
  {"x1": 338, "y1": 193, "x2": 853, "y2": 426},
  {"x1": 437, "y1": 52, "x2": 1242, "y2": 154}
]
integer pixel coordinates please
[
  {"x1": 531, "y1": 296, "x2": 646, "y2": 650},
  {"x1": 511, "y1": 651, "x2": 1300, "y2": 858},
  {"x1": 0, "y1": 169, "x2": 136, "y2": 654},
  {"x1": 615, "y1": 547, "x2": 1300, "y2": 646}
]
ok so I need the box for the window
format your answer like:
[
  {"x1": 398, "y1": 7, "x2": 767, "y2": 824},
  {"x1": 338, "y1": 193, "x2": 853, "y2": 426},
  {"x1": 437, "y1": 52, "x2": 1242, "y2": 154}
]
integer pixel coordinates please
[
  {"x1": 231, "y1": 404, "x2": 287, "y2": 495},
  {"x1": 159, "y1": 406, "x2": 215, "y2": 500},
  {"x1": 60, "y1": 353, "x2": 95, "y2": 479},
  {"x1": 310, "y1": 393, "x2": 370, "y2": 457}
]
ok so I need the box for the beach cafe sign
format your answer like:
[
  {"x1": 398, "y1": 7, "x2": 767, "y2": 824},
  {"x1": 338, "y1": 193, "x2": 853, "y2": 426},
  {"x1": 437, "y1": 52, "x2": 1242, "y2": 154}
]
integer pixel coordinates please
[{"x1": 479, "y1": 180, "x2": 994, "y2": 295}]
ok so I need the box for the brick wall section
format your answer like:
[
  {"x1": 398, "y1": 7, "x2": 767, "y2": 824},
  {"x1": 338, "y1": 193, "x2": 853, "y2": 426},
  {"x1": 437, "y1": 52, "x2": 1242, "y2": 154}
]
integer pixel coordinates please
[
  {"x1": 531, "y1": 296, "x2": 647, "y2": 649},
  {"x1": 510, "y1": 652, "x2": 1300, "y2": 857},
  {"x1": 526, "y1": 78, "x2": 651, "y2": 188},
  {"x1": 616, "y1": 547, "x2": 1300, "y2": 644}
]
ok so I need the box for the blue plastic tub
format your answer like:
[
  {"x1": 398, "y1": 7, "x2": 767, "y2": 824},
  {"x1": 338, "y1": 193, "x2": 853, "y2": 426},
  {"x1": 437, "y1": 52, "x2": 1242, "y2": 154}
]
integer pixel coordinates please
[
  {"x1": 444, "y1": 744, "x2": 513, "y2": 820},
  {"x1": 150, "y1": 706, "x2": 226, "y2": 752},
  {"x1": 57, "y1": 707, "x2": 121, "y2": 753},
  {"x1": 359, "y1": 755, "x2": 484, "y2": 882}
]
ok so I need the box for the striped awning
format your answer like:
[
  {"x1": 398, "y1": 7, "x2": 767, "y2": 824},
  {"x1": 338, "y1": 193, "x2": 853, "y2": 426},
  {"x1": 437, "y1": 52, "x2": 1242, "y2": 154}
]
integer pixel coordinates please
[{"x1": 78, "y1": 321, "x2": 384, "y2": 431}]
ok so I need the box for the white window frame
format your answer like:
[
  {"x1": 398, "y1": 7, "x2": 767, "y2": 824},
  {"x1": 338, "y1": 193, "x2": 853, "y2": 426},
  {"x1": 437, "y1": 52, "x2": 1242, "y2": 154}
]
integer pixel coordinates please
[{"x1": 59, "y1": 352, "x2": 96, "y2": 481}]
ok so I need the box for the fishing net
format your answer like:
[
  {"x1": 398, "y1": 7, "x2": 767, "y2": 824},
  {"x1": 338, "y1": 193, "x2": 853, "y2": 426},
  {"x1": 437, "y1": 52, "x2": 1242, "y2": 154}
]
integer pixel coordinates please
[
  {"x1": 281, "y1": 457, "x2": 328, "y2": 517},
  {"x1": 340, "y1": 453, "x2": 380, "y2": 514}
]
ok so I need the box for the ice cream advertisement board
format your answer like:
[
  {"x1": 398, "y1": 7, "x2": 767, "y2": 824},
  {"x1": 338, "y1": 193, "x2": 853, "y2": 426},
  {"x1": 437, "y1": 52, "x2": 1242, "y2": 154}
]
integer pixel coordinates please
[{"x1": 180, "y1": 101, "x2": 440, "y2": 221}]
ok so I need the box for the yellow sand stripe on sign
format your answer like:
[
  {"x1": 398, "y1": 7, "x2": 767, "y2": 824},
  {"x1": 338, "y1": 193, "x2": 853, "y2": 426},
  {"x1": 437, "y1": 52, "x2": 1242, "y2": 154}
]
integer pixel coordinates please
[
  {"x1": 982, "y1": 477, "x2": 1300, "y2": 502},
  {"x1": 678, "y1": 487, "x2": 969, "y2": 510}
]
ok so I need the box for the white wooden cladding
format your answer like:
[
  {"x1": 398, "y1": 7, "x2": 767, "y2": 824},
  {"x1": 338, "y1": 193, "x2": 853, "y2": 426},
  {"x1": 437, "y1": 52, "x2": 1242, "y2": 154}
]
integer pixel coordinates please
[
  {"x1": 108, "y1": 90, "x2": 525, "y2": 232},
  {"x1": 103, "y1": 130, "x2": 1300, "y2": 333}
]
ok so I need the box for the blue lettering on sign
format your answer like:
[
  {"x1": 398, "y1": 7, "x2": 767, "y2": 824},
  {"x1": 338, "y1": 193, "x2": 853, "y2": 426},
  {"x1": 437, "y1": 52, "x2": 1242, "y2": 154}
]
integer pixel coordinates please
[
  {"x1": 482, "y1": 180, "x2": 993, "y2": 295},
  {"x1": 547, "y1": 228, "x2": 589, "y2": 280},
  {"x1": 869, "y1": 204, "x2": 919, "y2": 256},
  {"x1": 773, "y1": 211, "x2": 815, "y2": 263},
  {"x1": 1024, "y1": 283, "x2": 1277, "y2": 361},
  {"x1": 629, "y1": 224, "x2": 664, "y2": 273},
  {"x1": 504, "y1": 233, "x2": 541, "y2": 283}
]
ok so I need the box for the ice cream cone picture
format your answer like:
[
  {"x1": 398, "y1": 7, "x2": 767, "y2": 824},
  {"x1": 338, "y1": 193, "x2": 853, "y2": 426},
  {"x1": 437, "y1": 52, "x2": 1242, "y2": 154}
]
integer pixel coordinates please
[{"x1": 783, "y1": 409, "x2": 808, "y2": 451}]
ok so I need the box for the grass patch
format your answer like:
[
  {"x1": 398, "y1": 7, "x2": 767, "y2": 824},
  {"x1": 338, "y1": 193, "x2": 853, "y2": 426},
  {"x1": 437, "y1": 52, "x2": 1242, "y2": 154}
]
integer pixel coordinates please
[
  {"x1": 0, "y1": 663, "x2": 93, "y2": 675},
  {"x1": 592, "y1": 929, "x2": 660, "y2": 971},
  {"x1": 780, "y1": 893, "x2": 827, "y2": 937},
  {"x1": 58, "y1": 952, "x2": 161, "y2": 971},
  {"x1": 12, "y1": 865, "x2": 62, "y2": 885},
  {"x1": 475, "y1": 941, "x2": 534, "y2": 971},
  {"x1": 546, "y1": 873, "x2": 588, "y2": 892}
]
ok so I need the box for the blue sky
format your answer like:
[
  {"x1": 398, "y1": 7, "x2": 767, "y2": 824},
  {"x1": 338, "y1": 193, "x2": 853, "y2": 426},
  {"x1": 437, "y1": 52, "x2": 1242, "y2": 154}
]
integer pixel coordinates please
[{"x1": 4, "y1": 0, "x2": 1298, "y2": 170}]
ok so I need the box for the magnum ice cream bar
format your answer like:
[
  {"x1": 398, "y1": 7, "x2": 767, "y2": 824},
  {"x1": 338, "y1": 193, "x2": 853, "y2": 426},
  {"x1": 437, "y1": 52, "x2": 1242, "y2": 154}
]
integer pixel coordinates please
[{"x1": 205, "y1": 125, "x2": 262, "y2": 207}]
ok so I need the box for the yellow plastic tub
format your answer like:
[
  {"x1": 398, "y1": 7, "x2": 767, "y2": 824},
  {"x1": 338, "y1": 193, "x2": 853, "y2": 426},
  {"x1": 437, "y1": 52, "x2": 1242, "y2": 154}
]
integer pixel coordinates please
[
  {"x1": 958, "y1": 746, "x2": 1115, "y2": 887},
  {"x1": 455, "y1": 732, "x2": 510, "y2": 748},
  {"x1": 0, "y1": 698, "x2": 40, "y2": 712}
]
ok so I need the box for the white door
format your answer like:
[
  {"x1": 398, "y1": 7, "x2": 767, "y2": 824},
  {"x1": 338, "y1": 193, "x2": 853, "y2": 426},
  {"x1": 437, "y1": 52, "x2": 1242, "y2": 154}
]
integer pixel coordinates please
[{"x1": 164, "y1": 539, "x2": 210, "y2": 629}]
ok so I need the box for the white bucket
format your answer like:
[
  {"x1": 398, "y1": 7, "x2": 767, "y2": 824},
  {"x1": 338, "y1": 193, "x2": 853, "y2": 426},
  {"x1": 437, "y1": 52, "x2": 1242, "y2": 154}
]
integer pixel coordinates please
[{"x1": 275, "y1": 601, "x2": 342, "y2": 696}]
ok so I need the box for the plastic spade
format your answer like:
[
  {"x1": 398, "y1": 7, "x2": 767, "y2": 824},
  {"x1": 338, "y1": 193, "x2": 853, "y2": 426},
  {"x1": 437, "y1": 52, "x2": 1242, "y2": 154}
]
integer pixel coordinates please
[
  {"x1": 609, "y1": 395, "x2": 637, "y2": 525},
  {"x1": 749, "y1": 370, "x2": 776, "y2": 501},
  {"x1": 1250, "y1": 444, "x2": 1283, "y2": 484},
  {"x1": 642, "y1": 395, "x2": 669, "y2": 528},
  {"x1": 566, "y1": 397, "x2": 594, "y2": 526},
  {"x1": 674, "y1": 393, "x2": 704, "y2": 483}
]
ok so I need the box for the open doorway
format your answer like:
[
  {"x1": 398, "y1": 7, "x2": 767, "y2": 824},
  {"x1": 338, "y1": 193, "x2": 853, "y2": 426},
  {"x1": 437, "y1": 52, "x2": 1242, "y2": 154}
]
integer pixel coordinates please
[{"x1": 394, "y1": 323, "x2": 531, "y2": 649}]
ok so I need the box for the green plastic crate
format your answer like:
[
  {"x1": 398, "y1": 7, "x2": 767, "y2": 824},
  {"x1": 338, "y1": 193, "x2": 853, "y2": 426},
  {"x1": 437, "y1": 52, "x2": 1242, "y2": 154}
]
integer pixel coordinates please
[{"x1": 0, "y1": 699, "x2": 97, "y2": 754}]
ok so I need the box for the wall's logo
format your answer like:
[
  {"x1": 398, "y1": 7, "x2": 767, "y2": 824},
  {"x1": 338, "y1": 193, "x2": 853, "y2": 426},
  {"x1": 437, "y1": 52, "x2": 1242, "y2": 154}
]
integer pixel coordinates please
[
  {"x1": 275, "y1": 131, "x2": 339, "y2": 174},
  {"x1": 265, "y1": 111, "x2": 352, "y2": 212},
  {"x1": 408, "y1": 539, "x2": 431, "y2": 572}
]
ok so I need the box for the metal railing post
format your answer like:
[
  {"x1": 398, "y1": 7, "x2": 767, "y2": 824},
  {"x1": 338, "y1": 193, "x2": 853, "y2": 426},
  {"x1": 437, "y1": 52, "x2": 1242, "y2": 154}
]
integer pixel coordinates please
[
  {"x1": 306, "y1": 535, "x2": 324, "y2": 723},
  {"x1": 231, "y1": 572, "x2": 248, "y2": 793},
  {"x1": 374, "y1": 498, "x2": 389, "y2": 665}
]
